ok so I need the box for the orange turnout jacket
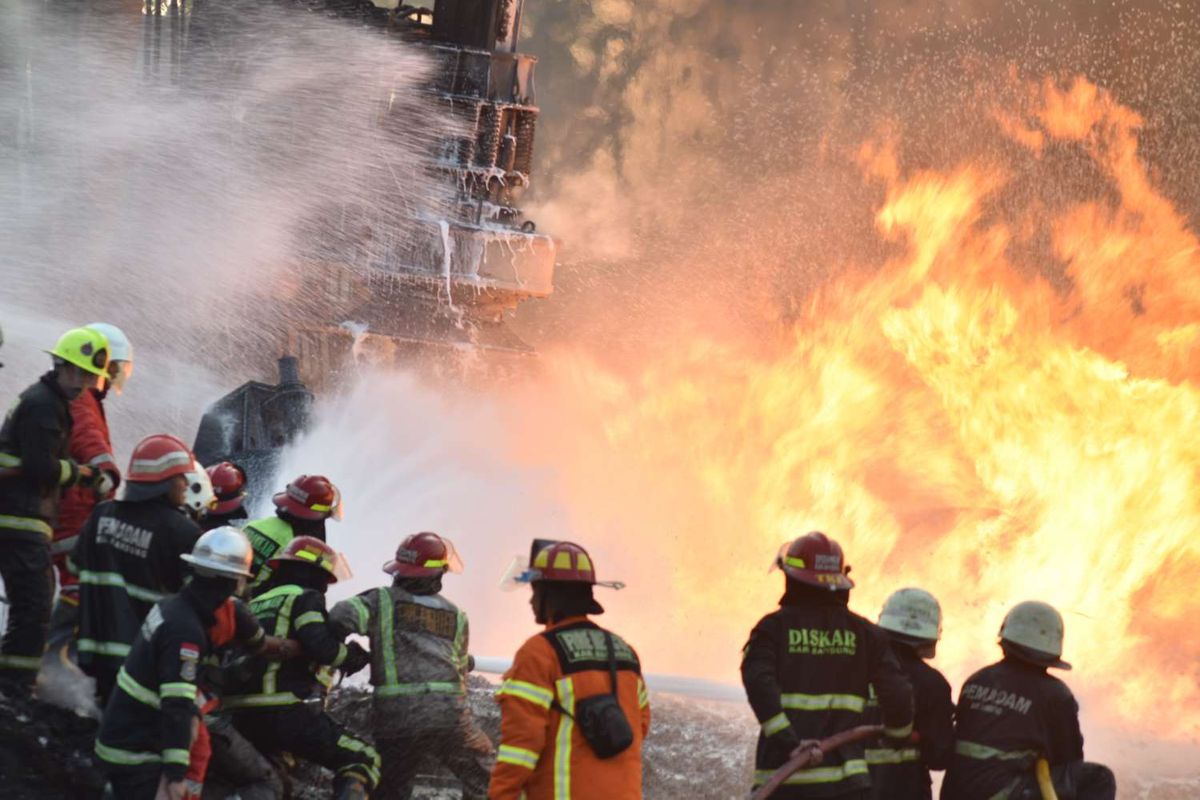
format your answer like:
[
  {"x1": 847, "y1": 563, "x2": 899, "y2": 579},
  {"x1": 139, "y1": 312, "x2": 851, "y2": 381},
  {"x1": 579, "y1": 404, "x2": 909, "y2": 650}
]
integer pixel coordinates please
[{"x1": 489, "y1": 616, "x2": 650, "y2": 800}]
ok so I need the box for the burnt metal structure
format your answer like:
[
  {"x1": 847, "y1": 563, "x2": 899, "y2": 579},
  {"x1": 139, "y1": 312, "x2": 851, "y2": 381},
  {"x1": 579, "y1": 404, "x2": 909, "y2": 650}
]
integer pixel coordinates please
[
  {"x1": 192, "y1": 356, "x2": 313, "y2": 498},
  {"x1": 283, "y1": 0, "x2": 556, "y2": 383}
]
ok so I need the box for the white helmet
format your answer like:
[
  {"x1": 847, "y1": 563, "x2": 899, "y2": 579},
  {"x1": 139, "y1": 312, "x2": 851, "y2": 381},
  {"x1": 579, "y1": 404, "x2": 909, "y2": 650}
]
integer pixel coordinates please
[
  {"x1": 86, "y1": 322, "x2": 133, "y2": 393},
  {"x1": 878, "y1": 587, "x2": 942, "y2": 642},
  {"x1": 183, "y1": 466, "x2": 215, "y2": 517},
  {"x1": 999, "y1": 600, "x2": 1071, "y2": 670},
  {"x1": 181, "y1": 526, "x2": 254, "y2": 578}
]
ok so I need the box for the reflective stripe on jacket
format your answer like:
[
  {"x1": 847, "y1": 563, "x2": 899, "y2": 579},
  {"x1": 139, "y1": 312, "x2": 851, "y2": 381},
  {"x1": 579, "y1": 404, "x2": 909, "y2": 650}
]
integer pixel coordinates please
[{"x1": 488, "y1": 616, "x2": 650, "y2": 800}]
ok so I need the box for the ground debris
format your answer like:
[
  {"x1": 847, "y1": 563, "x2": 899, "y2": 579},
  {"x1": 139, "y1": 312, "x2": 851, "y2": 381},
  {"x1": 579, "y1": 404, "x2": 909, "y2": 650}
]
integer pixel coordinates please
[{"x1": 0, "y1": 685, "x2": 104, "y2": 800}]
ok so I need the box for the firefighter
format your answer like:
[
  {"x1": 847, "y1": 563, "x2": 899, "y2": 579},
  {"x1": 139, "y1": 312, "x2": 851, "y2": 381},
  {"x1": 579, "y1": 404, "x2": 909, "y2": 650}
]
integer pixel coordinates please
[
  {"x1": 329, "y1": 532, "x2": 494, "y2": 799},
  {"x1": 94, "y1": 526, "x2": 255, "y2": 799},
  {"x1": 202, "y1": 462, "x2": 250, "y2": 531},
  {"x1": 865, "y1": 588, "x2": 953, "y2": 800},
  {"x1": 243, "y1": 474, "x2": 342, "y2": 595},
  {"x1": 223, "y1": 536, "x2": 377, "y2": 799},
  {"x1": 741, "y1": 531, "x2": 914, "y2": 799},
  {"x1": 192, "y1": 587, "x2": 300, "y2": 800},
  {"x1": 941, "y1": 601, "x2": 1116, "y2": 800},
  {"x1": 47, "y1": 323, "x2": 133, "y2": 663},
  {"x1": 71, "y1": 433, "x2": 203, "y2": 703},
  {"x1": 0, "y1": 327, "x2": 109, "y2": 691},
  {"x1": 488, "y1": 540, "x2": 650, "y2": 800}
]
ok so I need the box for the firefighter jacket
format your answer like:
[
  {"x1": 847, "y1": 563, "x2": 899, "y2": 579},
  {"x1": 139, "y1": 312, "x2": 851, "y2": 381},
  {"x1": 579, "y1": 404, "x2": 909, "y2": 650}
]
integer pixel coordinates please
[
  {"x1": 94, "y1": 585, "x2": 214, "y2": 782},
  {"x1": 53, "y1": 387, "x2": 120, "y2": 594},
  {"x1": 244, "y1": 515, "x2": 324, "y2": 594},
  {"x1": 866, "y1": 642, "x2": 954, "y2": 800},
  {"x1": 940, "y1": 657, "x2": 1085, "y2": 800},
  {"x1": 489, "y1": 616, "x2": 651, "y2": 800},
  {"x1": 222, "y1": 583, "x2": 350, "y2": 710},
  {"x1": 71, "y1": 497, "x2": 201, "y2": 676},
  {"x1": 329, "y1": 585, "x2": 470, "y2": 734},
  {"x1": 741, "y1": 590, "x2": 914, "y2": 798},
  {"x1": 0, "y1": 373, "x2": 79, "y2": 543}
]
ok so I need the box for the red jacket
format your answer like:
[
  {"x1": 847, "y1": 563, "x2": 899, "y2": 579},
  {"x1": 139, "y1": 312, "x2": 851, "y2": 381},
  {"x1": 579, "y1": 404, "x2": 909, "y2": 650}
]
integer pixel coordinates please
[{"x1": 52, "y1": 388, "x2": 119, "y2": 595}]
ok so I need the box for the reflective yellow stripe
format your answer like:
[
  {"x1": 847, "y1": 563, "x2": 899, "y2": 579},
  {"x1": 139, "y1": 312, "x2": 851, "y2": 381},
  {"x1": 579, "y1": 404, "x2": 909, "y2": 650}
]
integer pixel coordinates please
[
  {"x1": 221, "y1": 692, "x2": 301, "y2": 709},
  {"x1": 637, "y1": 677, "x2": 649, "y2": 709},
  {"x1": 497, "y1": 744, "x2": 540, "y2": 770},
  {"x1": 780, "y1": 692, "x2": 866, "y2": 713},
  {"x1": 497, "y1": 679, "x2": 554, "y2": 710},
  {"x1": 865, "y1": 747, "x2": 921, "y2": 764},
  {"x1": 336, "y1": 735, "x2": 381, "y2": 786},
  {"x1": 784, "y1": 556, "x2": 806, "y2": 569},
  {"x1": 955, "y1": 740, "x2": 1038, "y2": 761},
  {"x1": 78, "y1": 638, "x2": 132, "y2": 658},
  {"x1": 0, "y1": 453, "x2": 19, "y2": 468},
  {"x1": 117, "y1": 667, "x2": 161, "y2": 708},
  {"x1": 58, "y1": 459, "x2": 73, "y2": 485},
  {"x1": 161, "y1": 682, "x2": 197, "y2": 700},
  {"x1": 162, "y1": 748, "x2": 191, "y2": 766},
  {"x1": 0, "y1": 654, "x2": 43, "y2": 670},
  {"x1": 95, "y1": 740, "x2": 161, "y2": 766},
  {"x1": 0, "y1": 515, "x2": 52, "y2": 538},
  {"x1": 753, "y1": 759, "x2": 869, "y2": 786},
  {"x1": 762, "y1": 712, "x2": 791, "y2": 736},
  {"x1": 295, "y1": 610, "x2": 325, "y2": 629},
  {"x1": 554, "y1": 677, "x2": 575, "y2": 800},
  {"x1": 883, "y1": 722, "x2": 914, "y2": 739},
  {"x1": 78, "y1": 570, "x2": 163, "y2": 603},
  {"x1": 346, "y1": 596, "x2": 370, "y2": 634}
]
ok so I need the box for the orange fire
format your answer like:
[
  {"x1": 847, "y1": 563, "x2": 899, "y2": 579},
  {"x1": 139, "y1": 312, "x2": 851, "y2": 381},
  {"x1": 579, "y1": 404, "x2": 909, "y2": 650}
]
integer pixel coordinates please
[{"x1": 509, "y1": 75, "x2": 1200, "y2": 740}]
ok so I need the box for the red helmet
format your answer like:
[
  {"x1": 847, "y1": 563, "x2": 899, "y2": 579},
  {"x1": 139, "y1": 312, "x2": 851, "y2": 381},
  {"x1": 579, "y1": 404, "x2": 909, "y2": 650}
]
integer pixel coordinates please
[
  {"x1": 384, "y1": 532, "x2": 464, "y2": 577},
  {"x1": 776, "y1": 531, "x2": 854, "y2": 591},
  {"x1": 267, "y1": 536, "x2": 345, "y2": 583},
  {"x1": 126, "y1": 434, "x2": 196, "y2": 484},
  {"x1": 273, "y1": 475, "x2": 342, "y2": 521},
  {"x1": 531, "y1": 541, "x2": 596, "y2": 583},
  {"x1": 207, "y1": 462, "x2": 247, "y2": 514}
]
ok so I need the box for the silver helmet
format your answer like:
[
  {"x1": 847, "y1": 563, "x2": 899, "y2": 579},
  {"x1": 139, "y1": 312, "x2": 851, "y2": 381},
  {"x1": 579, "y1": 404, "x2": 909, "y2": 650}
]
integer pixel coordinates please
[
  {"x1": 878, "y1": 587, "x2": 943, "y2": 642},
  {"x1": 999, "y1": 600, "x2": 1071, "y2": 670},
  {"x1": 181, "y1": 526, "x2": 254, "y2": 578}
]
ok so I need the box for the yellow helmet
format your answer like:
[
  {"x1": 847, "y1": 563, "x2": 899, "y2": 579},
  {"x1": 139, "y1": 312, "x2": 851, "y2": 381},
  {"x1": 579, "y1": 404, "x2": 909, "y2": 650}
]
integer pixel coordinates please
[{"x1": 46, "y1": 327, "x2": 110, "y2": 377}]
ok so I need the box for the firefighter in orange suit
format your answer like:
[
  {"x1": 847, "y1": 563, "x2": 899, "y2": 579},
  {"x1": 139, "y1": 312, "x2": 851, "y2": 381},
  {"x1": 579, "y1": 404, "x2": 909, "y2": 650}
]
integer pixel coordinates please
[{"x1": 488, "y1": 540, "x2": 650, "y2": 800}]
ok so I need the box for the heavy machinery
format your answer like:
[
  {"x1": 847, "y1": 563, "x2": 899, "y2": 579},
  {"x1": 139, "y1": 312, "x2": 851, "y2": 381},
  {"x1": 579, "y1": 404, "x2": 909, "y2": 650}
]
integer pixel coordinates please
[
  {"x1": 182, "y1": 0, "x2": 554, "y2": 466},
  {"x1": 275, "y1": 0, "x2": 556, "y2": 384}
]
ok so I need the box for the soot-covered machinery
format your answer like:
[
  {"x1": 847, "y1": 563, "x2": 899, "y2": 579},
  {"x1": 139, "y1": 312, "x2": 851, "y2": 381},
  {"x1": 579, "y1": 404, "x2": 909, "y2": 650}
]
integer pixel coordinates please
[
  {"x1": 281, "y1": 0, "x2": 555, "y2": 384},
  {"x1": 188, "y1": 0, "x2": 553, "y2": 470}
]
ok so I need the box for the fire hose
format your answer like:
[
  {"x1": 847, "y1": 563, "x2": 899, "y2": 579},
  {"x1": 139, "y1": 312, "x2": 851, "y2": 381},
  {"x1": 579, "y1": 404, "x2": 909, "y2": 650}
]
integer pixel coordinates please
[
  {"x1": 750, "y1": 724, "x2": 884, "y2": 800},
  {"x1": 751, "y1": 725, "x2": 1062, "y2": 800}
]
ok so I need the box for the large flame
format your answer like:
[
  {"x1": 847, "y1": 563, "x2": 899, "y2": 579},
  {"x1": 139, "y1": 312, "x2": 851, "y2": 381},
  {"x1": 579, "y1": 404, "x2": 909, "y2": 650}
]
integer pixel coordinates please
[{"x1": 513, "y1": 75, "x2": 1199, "y2": 741}]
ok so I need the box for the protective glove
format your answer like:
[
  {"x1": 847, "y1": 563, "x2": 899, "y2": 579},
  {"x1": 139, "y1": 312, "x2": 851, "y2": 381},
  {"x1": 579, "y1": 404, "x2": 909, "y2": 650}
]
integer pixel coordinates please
[
  {"x1": 93, "y1": 470, "x2": 117, "y2": 499},
  {"x1": 790, "y1": 739, "x2": 824, "y2": 765},
  {"x1": 340, "y1": 642, "x2": 370, "y2": 676},
  {"x1": 766, "y1": 725, "x2": 803, "y2": 764}
]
